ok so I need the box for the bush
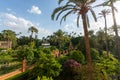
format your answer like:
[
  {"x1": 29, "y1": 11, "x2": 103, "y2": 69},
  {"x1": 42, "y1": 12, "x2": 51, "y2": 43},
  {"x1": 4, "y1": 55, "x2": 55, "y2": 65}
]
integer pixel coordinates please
[
  {"x1": 30, "y1": 53, "x2": 61, "y2": 79},
  {"x1": 58, "y1": 59, "x2": 82, "y2": 80},
  {"x1": 69, "y1": 50, "x2": 85, "y2": 64},
  {"x1": 90, "y1": 48, "x2": 100, "y2": 60},
  {"x1": 16, "y1": 45, "x2": 34, "y2": 63}
]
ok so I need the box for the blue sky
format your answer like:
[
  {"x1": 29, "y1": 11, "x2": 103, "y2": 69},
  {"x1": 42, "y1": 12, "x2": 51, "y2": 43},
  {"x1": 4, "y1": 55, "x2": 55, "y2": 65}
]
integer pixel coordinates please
[{"x1": 0, "y1": 0, "x2": 120, "y2": 39}]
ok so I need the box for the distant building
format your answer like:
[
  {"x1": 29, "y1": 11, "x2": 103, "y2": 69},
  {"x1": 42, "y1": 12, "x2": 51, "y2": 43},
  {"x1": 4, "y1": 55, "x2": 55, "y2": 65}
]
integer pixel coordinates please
[
  {"x1": 0, "y1": 41, "x2": 12, "y2": 49},
  {"x1": 41, "y1": 42, "x2": 50, "y2": 48}
]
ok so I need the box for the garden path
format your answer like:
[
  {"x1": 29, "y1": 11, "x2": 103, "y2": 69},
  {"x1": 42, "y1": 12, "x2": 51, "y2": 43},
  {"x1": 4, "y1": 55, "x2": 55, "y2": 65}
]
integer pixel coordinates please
[
  {"x1": 0, "y1": 68, "x2": 22, "y2": 80},
  {"x1": 0, "y1": 65, "x2": 34, "y2": 80}
]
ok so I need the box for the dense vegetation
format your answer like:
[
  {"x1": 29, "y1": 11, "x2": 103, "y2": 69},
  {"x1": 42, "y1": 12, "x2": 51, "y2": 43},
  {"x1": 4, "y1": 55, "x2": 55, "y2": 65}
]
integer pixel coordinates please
[{"x1": 1, "y1": 0, "x2": 120, "y2": 80}]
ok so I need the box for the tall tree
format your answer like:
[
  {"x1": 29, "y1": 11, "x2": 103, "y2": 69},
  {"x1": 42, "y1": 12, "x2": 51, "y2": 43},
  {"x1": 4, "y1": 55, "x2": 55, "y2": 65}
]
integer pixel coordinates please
[
  {"x1": 51, "y1": 0, "x2": 97, "y2": 80},
  {"x1": 47, "y1": 29, "x2": 70, "y2": 50},
  {"x1": 98, "y1": 9, "x2": 110, "y2": 55},
  {"x1": 96, "y1": 0, "x2": 120, "y2": 60},
  {"x1": 28, "y1": 26, "x2": 38, "y2": 41},
  {"x1": 2, "y1": 30, "x2": 17, "y2": 48}
]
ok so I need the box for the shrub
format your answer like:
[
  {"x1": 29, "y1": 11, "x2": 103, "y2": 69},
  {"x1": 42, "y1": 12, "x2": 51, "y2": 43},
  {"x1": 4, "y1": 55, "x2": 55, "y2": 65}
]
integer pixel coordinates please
[
  {"x1": 90, "y1": 48, "x2": 100, "y2": 60},
  {"x1": 69, "y1": 50, "x2": 85, "y2": 64},
  {"x1": 30, "y1": 53, "x2": 61, "y2": 79},
  {"x1": 59, "y1": 59, "x2": 82, "y2": 80}
]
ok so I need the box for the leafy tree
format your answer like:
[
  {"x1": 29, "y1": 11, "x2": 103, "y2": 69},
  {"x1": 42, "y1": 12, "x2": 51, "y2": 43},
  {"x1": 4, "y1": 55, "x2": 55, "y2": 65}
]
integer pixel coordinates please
[
  {"x1": 28, "y1": 26, "x2": 38, "y2": 41},
  {"x1": 47, "y1": 29, "x2": 70, "y2": 50},
  {"x1": 98, "y1": 9, "x2": 110, "y2": 55},
  {"x1": 1, "y1": 30, "x2": 17, "y2": 48},
  {"x1": 31, "y1": 53, "x2": 61, "y2": 79},
  {"x1": 96, "y1": 29, "x2": 106, "y2": 50},
  {"x1": 17, "y1": 36, "x2": 30, "y2": 46},
  {"x1": 97, "y1": 0, "x2": 120, "y2": 60},
  {"x1": 51, "y1": 0, "x2": 98, "y2": 79},
  {"x1": 16, "y1": 45, "x2": 34, "y2": 63}
]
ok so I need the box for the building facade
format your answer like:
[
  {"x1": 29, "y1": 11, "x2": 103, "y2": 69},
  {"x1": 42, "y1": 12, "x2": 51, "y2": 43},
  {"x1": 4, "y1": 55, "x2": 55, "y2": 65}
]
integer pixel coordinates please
[{"x1": 0, "y1": 41, "x2": 12, "y2": 49}]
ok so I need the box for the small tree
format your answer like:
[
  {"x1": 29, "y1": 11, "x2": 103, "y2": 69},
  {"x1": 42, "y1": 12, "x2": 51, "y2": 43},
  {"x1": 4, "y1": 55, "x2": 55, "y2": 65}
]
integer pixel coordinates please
[{"x1": 31, "y1": 53, "x2": 61, "y2": 79}]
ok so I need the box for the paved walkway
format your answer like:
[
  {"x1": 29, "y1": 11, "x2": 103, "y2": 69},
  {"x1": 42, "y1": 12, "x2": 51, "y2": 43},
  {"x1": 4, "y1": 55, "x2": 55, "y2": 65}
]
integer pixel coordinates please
[
  {"x1": 0, "y1": 68, "x2": 22, "y2": 80},
  {"x1": 0, "y1": 65, "x2": 34, "y2": 80}
]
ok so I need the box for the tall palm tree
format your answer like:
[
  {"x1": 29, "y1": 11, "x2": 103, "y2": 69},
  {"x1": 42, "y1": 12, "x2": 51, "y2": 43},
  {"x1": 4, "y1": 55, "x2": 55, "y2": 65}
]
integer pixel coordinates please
[
  {"x1": 97, "y1": 0, "x2": 120, "y2": 60},
  {"x1": 28, "y1": 26, "x2": 38, "y2": 41},
  {"x1": 98, "y1": 9, "x2": 110, "y2": 56},
  {"x1": 51, "y1": 0, "x2": 97, "y2": 80}
]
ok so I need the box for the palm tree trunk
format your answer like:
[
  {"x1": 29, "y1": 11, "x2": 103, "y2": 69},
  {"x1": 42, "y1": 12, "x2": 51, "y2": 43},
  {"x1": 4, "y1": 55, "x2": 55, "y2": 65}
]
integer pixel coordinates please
[
  {"x1": 111, "y1": 0, "x2": 120, "y2": 60},
  {"x1": 82, "y1": 14, "x2": 93, "y2": 80},
  {"x1": 104, "y1": 15, "x2": 109, "y2": 56},
  {"x1": 30, "y1": 32, "x2": 33, "y2": 42}
]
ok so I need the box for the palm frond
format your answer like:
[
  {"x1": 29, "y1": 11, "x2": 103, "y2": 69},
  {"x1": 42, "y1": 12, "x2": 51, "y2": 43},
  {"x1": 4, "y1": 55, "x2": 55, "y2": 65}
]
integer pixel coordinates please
[
  {"x1": 93, "y1": 1, "x2": 110, "y2": 8},
  {"x1": 56, "y1": 8, "x2": 73, "y2": 20},
  {"x1": 58, "y1": 0, "x2": 64, "y2": 4},
  {"x1": 51, "y1": 4, "x2": 75, "y2": 20},
  {"x1": 86, "y1": 15, "x2": 90, "y2": 28},
  {"x1": 51, "y1": 7, "x2": 63, "y2": 20},
  {"x1": 77, "y1": 14, "x2": 80, "y2": 27},
  {"x1": 87, "y1": 0, "x2": 96, "y2": 4},
  {"x1": 60, "y1": 10, "x2": 73, "y2": 24},
  {"x1": 89, "y1": 8, "x2": 97, "y2": 22}
]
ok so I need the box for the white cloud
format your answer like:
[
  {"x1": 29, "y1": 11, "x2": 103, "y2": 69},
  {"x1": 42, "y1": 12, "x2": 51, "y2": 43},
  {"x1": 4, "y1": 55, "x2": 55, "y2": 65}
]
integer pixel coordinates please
[
  {"x1": 4, "y1": 13, "x2": 33, "y2": 30},
  {"x1": 0, "y1": 13, "x2": 51, "y2": 38},
  {"x1": 28, "y1": 5, "x2": 41, "y2": 15}
]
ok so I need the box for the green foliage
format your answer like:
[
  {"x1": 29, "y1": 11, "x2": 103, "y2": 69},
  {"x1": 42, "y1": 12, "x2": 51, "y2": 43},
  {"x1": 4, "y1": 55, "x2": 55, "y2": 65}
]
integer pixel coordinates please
[
  {"x1": 17, "y1": 36, "x2": 30, "y2": 46},
  {"x1": 47, "y1": 29, "x2": 70, "y2": 50},
  {"x1": 0, "y1": 50, "x2": 13, "y2": 64},
  {"x1": 94, "y1": 54, "x2": 119, "y2": 80},
  {"x1": 31, "y1": 53, "x2": 61, "y2": 79},
  {"x1": 0, "y1": 63, "x2": 21, "y2": 75},
  {"x1": 90, "y1": 48, "x2": 100, "y2": 60},
  {"x1": 57, "y1": 55, "x2": 69, "y2": 65},
  {"x1": 57, "y1": 50, "x2": 85, "y2": 64},
  {"x1": 69, "y1": 50, "x2": 85, "y2": 64},
  {"x1": 28, "y1": 26, "x2": 38, "y2": 40},
  {"x1": 36, "y1": 76, "x2": 40, "y2": 80},
  {"x1": 1, "y1": 30, "x2": 17, "y2": 48},
  {"x1": 36, "y1": 76, "x2": 53, "y2": 80},
  {"x1": 43, "y1": 48, "x2": 51, "y2": 54},
  {"x1": 16, "y1": 45, "x2": 34, "y2": 63}
]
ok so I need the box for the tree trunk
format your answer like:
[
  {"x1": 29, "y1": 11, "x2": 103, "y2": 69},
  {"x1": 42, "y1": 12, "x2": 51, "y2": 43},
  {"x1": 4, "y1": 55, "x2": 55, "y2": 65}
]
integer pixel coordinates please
[
  {"x1": 82, "y1": 14, "x2": 93, "y2": 80},
  {"x1": 111, "y1": 0, "x2": 120, "y2": 60},
  {"x1": 104, "y1": 15, "x2": 109, "y2": 56}
]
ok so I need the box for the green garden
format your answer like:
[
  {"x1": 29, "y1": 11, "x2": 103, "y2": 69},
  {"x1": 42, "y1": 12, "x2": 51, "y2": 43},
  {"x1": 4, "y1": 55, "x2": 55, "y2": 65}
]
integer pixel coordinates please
[{"x1": 0, "y1": 0, "x2": 120, "y2": 80}]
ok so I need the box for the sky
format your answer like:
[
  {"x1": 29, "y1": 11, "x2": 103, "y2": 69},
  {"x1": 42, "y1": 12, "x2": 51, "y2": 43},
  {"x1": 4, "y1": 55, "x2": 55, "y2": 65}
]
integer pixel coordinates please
[{"x1": 0, "y1": 0, "x2": 120, "y2": 39}]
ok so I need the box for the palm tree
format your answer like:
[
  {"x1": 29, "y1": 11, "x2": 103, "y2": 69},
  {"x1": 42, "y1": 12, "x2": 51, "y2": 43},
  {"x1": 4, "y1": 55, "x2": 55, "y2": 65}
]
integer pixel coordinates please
[
  {"x1": 51, "y1": 0, "x2": 97, "y2": 80},
  {"x1": 96, "y1": 0, "x2": 120, "y2": 60},
  {"x1": 28, "y1": 26, "x2": 38, "y2": 41},
  {"x1": 98, "y1": 9, "x2": 110, "y2": 56}
]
